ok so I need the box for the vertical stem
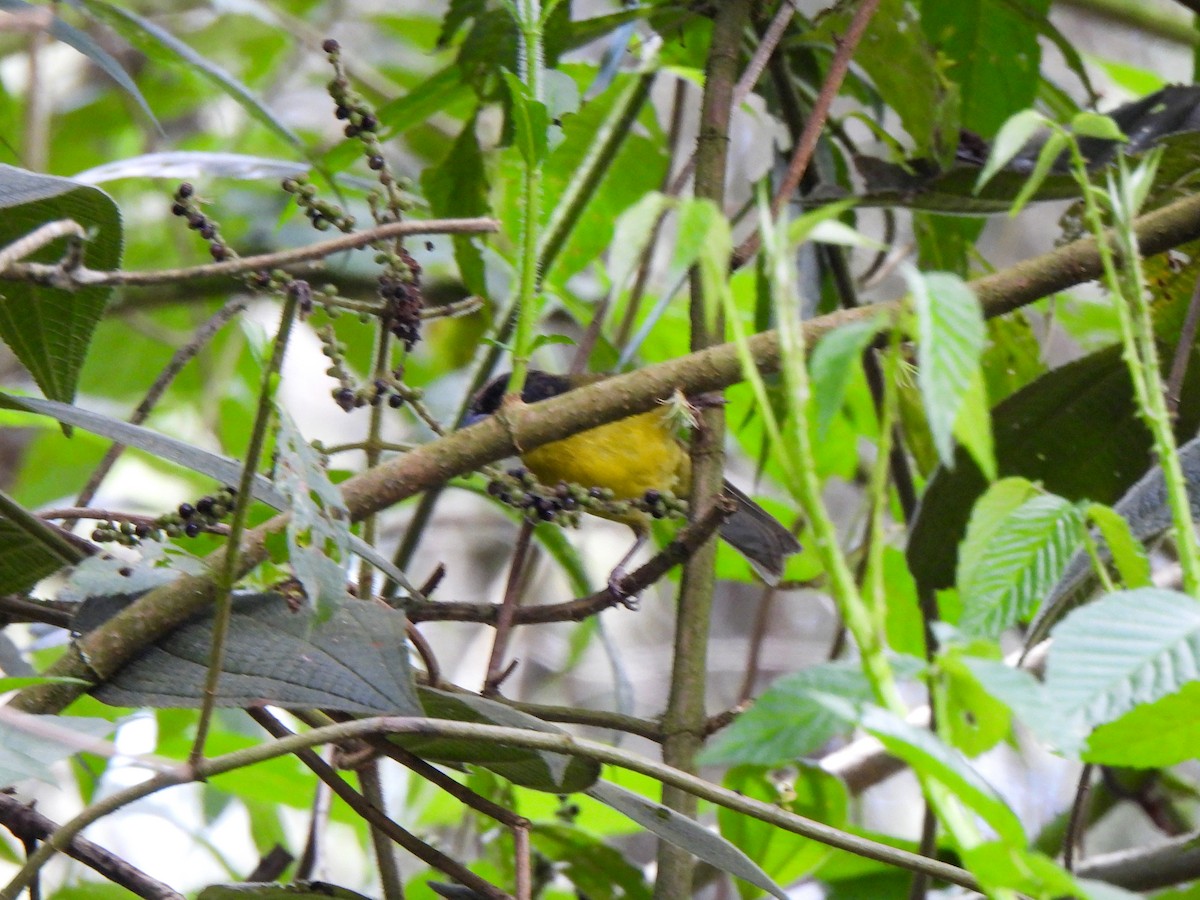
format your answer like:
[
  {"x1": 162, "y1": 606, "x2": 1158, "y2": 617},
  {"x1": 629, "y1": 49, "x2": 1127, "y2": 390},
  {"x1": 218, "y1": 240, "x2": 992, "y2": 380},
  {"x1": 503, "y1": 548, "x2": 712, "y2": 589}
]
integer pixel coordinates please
[
  {"x1": 360, "y1": 762, "x2": 406, "y2": 900},
  {"x1": 653, "y1": 4, "x2": 748, "y2": 897},
  {"x1": 509, "y1": 0, "x2": 545, "y2": 394},
  {"x1": 190, "y1": 286, "x2": 301, "y2": 763}
]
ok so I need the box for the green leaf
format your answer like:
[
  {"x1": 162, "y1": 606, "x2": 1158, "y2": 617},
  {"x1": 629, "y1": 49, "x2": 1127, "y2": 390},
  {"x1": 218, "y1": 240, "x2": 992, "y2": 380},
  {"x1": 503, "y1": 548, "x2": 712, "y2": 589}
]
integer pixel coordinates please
[
  {"x1": 813, "y1": 0, "x2": 959, "y2": 159},
  {"x1": 921, "y1": 0, "x2": 1048, "y2": 137},
  {"x1": 961, "y1": 656, "x2": 1072, "y2": 749},
  {"x1": 962, "y1": 842, "x2": 1083, "y2": 899},
  {"x1": 698, "y1": 662, "x2": 873, "y2": 766},
  {"x1": 1085, "y1": 502, "x2": 1151, "y2": 589},
  {"x1": 422, "y1": 117, "x2": 490, "y2": 295},
  {"x1": 1011, "y1": 129, "x2": 1068, "y2": 216},
  {"x1": 976, "y1": 109, "x2": 1047, "y2": 191},
  {"x1": 402, "y1": 688, "x2": 599, "y2": 793},
  {"x1": 586, "y1": 780, "x2": 791, "y2": 900},
  {"x1": 377, "y1": 64, "x2": 473, "y2": 136},
  {"x1": 75, "y1": 0, "x2": 302, "y2": 150},
  {"x1": 958, "y1": 491, "x2": 1085, "y2": 637},
  {"x1": 1085, "y1": 679, "x2": 1200, "y2": 767},
  {"x1": 0, "y1": 488, "x2": 86, "y2": 594},
  {"x1": 275, "y1": 411, "x2": 351, "y2": 623},
  {"x1": 952, "y1": 369, "x2": 996, "y2": 480},
  {"x1": 0, "y1": 712, "x2": 113, "y2": 788},
  {"x1": 0, "y1": 165, "x2": 122, "y2": 403},
  {"x1": 531, "y1": 824, "x2": 651, "y2": 899},
  {"x1": 1045, "y1": 588, "x2": 1200, "y2": 753},
  {"x1": 809, "y1": 319, "x2": 882, "y2": 440},
  {"x1": 502, "y1": 70, "x2": 549, "y2": 164},
  {"x1": 936, "y1": 648, "x2": 1011, "y2": 756},
  {"x1": 818, "y1": 696, "x2": 1025, "y2": 845},
  {"x1": 906, "y1": 269, "x2": 986, "y2": 468},
  {"x1": 608, "y1": 192, "x2": 671, "y2": 293},
  {"x1": 91, "y1": 592, "x2": 421, "y2": 717},
  {"x1": 718, "y1": 764, "x2": 845, "y2": 896},
  {"x1": 1072, "y1": 111, "x2": 1126, "y2": 142}
]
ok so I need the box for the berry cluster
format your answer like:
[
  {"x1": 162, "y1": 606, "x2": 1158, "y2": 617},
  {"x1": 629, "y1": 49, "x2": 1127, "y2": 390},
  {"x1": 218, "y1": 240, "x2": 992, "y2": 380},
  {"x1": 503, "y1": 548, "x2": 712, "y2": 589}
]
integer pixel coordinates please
[
  {"x1": 485, "y1": 469, "x2": 690, "y2": 526},
  {"x1": 91, "y1": 486, "x2": 238, "y2": 546},
  {"x1": 281, "y1": 175, "x2": 356, "y2": 233},
  {"x1": 170, "y1": 183, "x2": 232, "y2": 261}
]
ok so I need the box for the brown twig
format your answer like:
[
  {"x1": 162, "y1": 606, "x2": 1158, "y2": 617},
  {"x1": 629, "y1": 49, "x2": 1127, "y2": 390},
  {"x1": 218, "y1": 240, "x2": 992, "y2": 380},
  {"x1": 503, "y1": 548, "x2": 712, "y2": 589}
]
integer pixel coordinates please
[
  {"x1": 1166, "y1": 272, "x2": 1200, "y2": 417},
  {"x1": 483, "y1": 523, "x2": 534, "y2": 696},
  {"x1": 732, "y1": 0, "x2": 882, "y2": 267},
  {"x1": 0, "y1": 792, "x2": 183, "y2": 900},
  {"x1": 247, "y1": 708, "x2": 512, "y2": 900},
  {"x1": 0, "y1": 217, "x2": 498, "y2": 289},
  {"x1": 407, "y1": 499, "x2": 729, "y2": 627}
]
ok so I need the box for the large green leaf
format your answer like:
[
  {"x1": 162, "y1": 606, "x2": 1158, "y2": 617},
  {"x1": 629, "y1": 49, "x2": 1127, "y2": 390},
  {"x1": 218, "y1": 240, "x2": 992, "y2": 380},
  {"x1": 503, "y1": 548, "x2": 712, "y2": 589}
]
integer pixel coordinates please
[
  {"x1": 919, "y1": 0, "x2": 1048, "y2": 137},
  {"x1": 907, "y1": 344, "x2": 1200, "y2": 594},
  {"x1": 398, "y1": 687, "x2": 600, "y2": 794},
  {"x1": 1045, "y1": 588, "x2": 1200, "y2": 755},
  {"x1": 958, "y1": 491, "x2": 1084, "y2": 637},
  {"x1": 90, "y1": 592, "x2": 420, "y2": 716},
  {"x1": 1085, "y1": 679, "x2": 1200, "y2": 768},
  {"x1": 907, "y1": 270, "x2": 988, "y2": 469},
  {"x1": 0, "y1": 165, "x2": 122, "y2": 403},
  {"x1": 0, "y1": 488, "x2": 86, "y2": 595}
]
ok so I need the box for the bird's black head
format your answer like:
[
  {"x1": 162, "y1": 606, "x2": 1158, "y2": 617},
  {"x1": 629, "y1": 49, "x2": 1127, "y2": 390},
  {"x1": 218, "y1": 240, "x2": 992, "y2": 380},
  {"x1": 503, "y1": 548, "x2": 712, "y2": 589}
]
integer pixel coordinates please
[{"x1": 464, "y1": 370, "x2": 574, "y2": 424}]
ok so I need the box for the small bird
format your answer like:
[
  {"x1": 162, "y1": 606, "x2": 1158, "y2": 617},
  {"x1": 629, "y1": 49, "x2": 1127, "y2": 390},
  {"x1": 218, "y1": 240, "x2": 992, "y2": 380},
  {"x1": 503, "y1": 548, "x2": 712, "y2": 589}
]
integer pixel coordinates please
[{"x1": 466, "y1": 370, "x2": 801, "y2": 586}]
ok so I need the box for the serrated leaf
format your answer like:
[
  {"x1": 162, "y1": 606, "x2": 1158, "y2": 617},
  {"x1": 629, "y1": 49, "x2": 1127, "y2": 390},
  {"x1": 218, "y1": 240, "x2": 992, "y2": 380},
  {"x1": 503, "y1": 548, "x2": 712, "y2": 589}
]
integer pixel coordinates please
[
  {"x1": 1045, "y1": 589, "x2": 1200, "y2": 752},
  {"x1": 0, "y1": 711, "x2": 113, "y2": 788},
  {"x1": 91, "y1": 592, "x2": 420, "y2": 716},
  {"x1": 698, "y1": 663, "x2": 873, "y2": 767},
  {"x1": 809, "y1": 319, "x2": 881, "y2": 439},
  {"x1": 73, "y1": 0, "x2": 301, "y2": 150},
  {"x1": 401, "y1": 687, "x2": 599, "y2": 793},
  {"x1": 586, "y1": 780, "x2": 790, "y2": 900},
  {"x1": 959, "y1": 492, "x2": 1084, "y2": 637},
  {"x1": 275, "y1": 412, "x2": 351, "y2": 622},
  {"x1": 906, "y1": 269, "x2": 986, "y2": 468},
  {"x1": 0, "y1": 166, "x2": 122, "y2": 403}
]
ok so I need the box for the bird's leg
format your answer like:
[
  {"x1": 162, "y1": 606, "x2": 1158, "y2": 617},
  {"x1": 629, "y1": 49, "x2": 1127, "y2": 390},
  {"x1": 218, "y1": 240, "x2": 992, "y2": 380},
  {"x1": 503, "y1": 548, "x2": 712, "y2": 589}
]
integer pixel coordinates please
[{"x1": 608, "y1": 529, "x2": 648, "y2": 608}]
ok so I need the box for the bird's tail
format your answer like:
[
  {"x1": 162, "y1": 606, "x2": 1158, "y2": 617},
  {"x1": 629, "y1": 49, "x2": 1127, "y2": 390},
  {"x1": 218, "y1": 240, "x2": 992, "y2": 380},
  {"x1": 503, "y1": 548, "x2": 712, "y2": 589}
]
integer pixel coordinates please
[{"x1": 718, "y1": 480, "x2": 802, "y2": 586}]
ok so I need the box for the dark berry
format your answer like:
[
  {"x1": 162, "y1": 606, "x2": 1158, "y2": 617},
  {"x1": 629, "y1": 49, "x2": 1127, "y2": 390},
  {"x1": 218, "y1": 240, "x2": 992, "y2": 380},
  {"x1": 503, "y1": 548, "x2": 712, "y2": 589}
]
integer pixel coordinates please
[
  {"x1": 184, "y1": 522, "x2": 201, "y2": 538},
  {"x1": 322, "y1": 38, "x2": 339, "y2": 53},
  {"x1": 588, "y1": 487, "x2": 604, "y2": 499},
  {"x1": 360, "y1": 115, "x2": 377, "y2": 132},
  {"x1": 196, "y1": 496, "x2": 214, "y2": 515},
  {"x1": 178, "y1": 503, "x2": 195, "y2": 519},
  {"x1": 187, "y1": 213, "x2": 205, "y2": 230},
  {"x1": 119, "y1": 566, "x2": 133, "y2": 577},
  {"x1": 135, "y1": 523, "x2": 151, "y2": 538},
  {"x1": 643, "y1": 489, "x2": 661, "y2": 504},
  {"x1": 487, "y1": 481, "x2": 504, "y2": 497},
  {"x1": 388, "y1": 394, "x2": 403, "y2": 408},
  {"x1": 210, "y1": 244, "x2": 228, "y2": 261},
  {"x1": 368, "y1": 155, "x2": 384, "y2": 170},
  {"x1": 425, "y1": 241, "x2": 434, "y2": 252},
  {"x1": 199, "y1": 222, "x2": 216, "y2": 240},
  {"x1": 344, "y1": 124, "x2": 360, "y2": 138},
  {"x1": 171, "y1": 202, "x2": 187, "y2": 217},
  {"x1": 335, "y1": 105, "x2": 351, "y2": 120},
  {"x1": 176, "y1": 183, "x2": 194, "y2": 199},
  {"x1": 334, "y1": 388, "x2": 356, "y2": 412}
]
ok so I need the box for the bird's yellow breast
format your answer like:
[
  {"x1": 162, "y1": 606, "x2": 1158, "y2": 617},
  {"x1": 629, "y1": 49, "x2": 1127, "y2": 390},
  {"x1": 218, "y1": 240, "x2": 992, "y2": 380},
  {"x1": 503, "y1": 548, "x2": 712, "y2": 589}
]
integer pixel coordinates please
[{"x1": 521, "y1": 408, "x2": 689, "y2": 501}]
